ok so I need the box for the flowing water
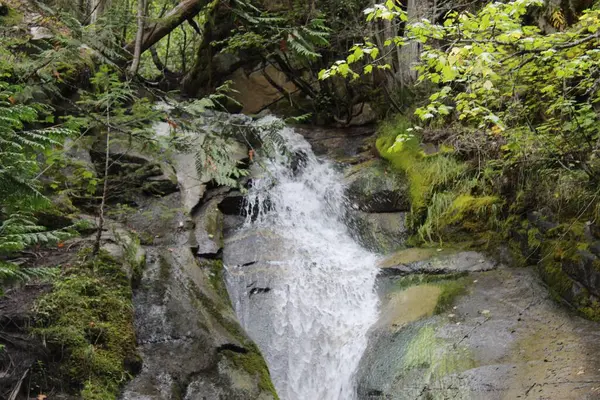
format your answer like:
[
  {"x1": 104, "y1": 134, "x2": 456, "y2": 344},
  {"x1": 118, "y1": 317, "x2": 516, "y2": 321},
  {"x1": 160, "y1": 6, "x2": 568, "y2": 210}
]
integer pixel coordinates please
[{"x1": 224, "y1": 118, "x2": 380, "y2": 400}]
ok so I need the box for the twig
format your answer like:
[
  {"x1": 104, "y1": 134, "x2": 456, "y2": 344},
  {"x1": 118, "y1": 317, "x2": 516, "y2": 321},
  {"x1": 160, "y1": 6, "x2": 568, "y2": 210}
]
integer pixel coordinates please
[{"x1": 8, "y1": 368, "x2": 28, "y2": 400}]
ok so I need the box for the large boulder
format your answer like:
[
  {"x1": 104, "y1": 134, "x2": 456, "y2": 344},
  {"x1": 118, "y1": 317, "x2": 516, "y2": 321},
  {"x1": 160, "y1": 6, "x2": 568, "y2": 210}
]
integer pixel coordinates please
[
  {"x1": 119, "y1": 156, "x2": 277, "y2": 399},
  {"x1": 230, "y1": 65, "x2": 297, "y2": 114},
  {"x1": 121, "y1": 247, "x2": 276, "y2": 400},
  {"x1": 379, "y1": 249, "x2": 497, "y2": 276},
  {"x1": 357, "y1": 255, "x2": 600, "y2": 399},
  {"x1": 193, "y1": 197, "x2": 225, "y2": 257},
  {"x1": 347, "y1": 210, "x2": 408, "y2": 253},
  {"x1": 344, "y1": 160, "x2": 410, "y2": 213}
]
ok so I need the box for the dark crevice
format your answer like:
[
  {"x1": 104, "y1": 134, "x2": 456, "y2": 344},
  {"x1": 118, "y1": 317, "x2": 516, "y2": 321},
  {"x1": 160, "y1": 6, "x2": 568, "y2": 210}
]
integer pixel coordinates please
[
  {"x1": 217, "y1": 343, "x2": 248, "y2": 354},
  {"x1": 249, "y1": 287, "x2": 271, "y2": 297},
  {"x1": 197, "y1": 248, "x2": 223, "y2": 260},
  {"x1": 240, "y1": 261, "x2": 257, "y2": 268}
]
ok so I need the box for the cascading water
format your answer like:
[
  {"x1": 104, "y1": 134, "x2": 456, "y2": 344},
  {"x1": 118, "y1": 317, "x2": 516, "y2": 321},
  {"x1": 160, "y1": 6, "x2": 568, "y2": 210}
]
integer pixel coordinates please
[{"x1": 224, "y1": 118, "x2": 380, "y2": 400}]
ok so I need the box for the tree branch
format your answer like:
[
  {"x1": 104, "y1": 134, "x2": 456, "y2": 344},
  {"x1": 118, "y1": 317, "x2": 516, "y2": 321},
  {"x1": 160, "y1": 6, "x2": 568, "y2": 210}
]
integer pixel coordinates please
[{"x1": 123, "y1": 0, "x2": 210, "y2": 56}]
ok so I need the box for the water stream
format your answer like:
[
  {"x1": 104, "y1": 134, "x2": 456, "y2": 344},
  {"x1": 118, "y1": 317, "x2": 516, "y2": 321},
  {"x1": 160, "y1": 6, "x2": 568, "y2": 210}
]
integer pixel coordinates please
[{"x1": 224, "y1": 119, "x2": 380, "y2": 400}]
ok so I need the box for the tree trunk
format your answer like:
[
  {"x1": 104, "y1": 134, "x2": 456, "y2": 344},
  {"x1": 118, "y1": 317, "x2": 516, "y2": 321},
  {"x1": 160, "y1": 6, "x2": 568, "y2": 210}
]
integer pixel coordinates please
[
  {"x1": 90, "y1": 0, "x2": 109, "y2": 24},
  {"x1": 129, "y1": 0, "x2": 146, "y2": 76},
  {"x1": 124, "y1": 0, "x2": 210, "y2": 56},
  {"x1": 180, "y1": 3, "x2": 236, "y2": 97},
  {"x1": 394, "y1": 0, "x2": 429, "y2": 87}
]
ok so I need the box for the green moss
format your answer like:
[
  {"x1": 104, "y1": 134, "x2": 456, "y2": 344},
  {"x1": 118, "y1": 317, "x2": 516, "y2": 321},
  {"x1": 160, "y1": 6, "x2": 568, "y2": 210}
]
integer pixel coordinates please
[
  {"x1": 444, "y1": 195, "x2": 500, "y2": 225},
  {"x1": 200, "y1": 259, "x2": 230, "y2": 305},
  {"x1": 391, "y1": 273, "x2": 468, "y2": 291},
  {"x1": 537, "y1": 241, "x2": 576, "y2": 299},
  {"x1": 434, "y1": 278, "x2": 470, "y2": 314},
  {"x1": 32, "y1": 250, "x2": 139, "y2": 400},
  {"x1": 578, "y1": 300, "x2": 600, "y2": 321},
  {"x1": 375, "y1": 117, "x2": 498, "y2": 245},
  {"x1": 403, "y1": 324, "x2": 476, "y2": 379},
  {"x1": 0, "y1": 7, "x2": 23, "y2": 25},
  {"x1": 221, "y1": 348, "x2": 278, "y2": 398},
  {"x1": 390, "y1": 273, "x2": 470, "y2": 313}
]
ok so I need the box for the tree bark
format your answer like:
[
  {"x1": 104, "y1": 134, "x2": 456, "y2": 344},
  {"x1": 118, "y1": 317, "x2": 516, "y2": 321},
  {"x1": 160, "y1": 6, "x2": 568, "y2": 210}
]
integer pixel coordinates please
[
  {"x1": 124, "y1": 0, "x2": 210, "y2": 56},
  {"x1": 129, "y1": 0, "x2": 146, "y2": 76},
  {"x1": 90, "y1": 0, "x2": 109, "y2": 24},
  {"x1": 180, "y1": 3, "x2": 237, "y2": 97}
]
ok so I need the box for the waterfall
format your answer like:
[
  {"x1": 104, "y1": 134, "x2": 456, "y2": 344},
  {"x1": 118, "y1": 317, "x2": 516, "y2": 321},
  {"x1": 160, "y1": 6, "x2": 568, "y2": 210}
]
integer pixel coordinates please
[{"x1": 224, "y1": 118, "x2": 380, "y2": 400}]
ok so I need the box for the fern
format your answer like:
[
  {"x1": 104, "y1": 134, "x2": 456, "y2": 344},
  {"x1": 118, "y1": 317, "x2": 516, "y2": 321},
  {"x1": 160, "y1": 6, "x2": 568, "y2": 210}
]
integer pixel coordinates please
[
  {"x1": 0, "y1": 213, "x2": 73, "y2": 253},
  {"x1": 195, "y1": 134, "x2": 250, "y2": 188},
  {"x1": 0, "y1": 80, "x2": 75, "y2": 286},
  {"x1": 0, "y1": 82, "x2": 74, "y2": 209},
  {"x1": 224, "y1": 1, "x2": 331, "y2": 63},
  {"x1": 0, "y1": 261, "x2": 59, "y2": 284}
]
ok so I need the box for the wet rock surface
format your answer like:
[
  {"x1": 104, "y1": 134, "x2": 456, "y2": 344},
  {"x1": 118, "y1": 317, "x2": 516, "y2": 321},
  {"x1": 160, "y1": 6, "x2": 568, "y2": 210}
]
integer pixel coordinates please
[
  {"x1": 295, "y1": 124, "x2": 375, "y2": 160},
  {"x1": 0, "y1": 121, "x2": 275, "y2": 399},
  {"x1": 358, "y1": 253, "x2": 600, "y2": 400},
  {"x1": 344, "y1": 160, "x2": 410, "y2": 213},
  {"x1": 380, "y1": 249, "x2": 497, "y2": 276},
  {"x1": 347, "y1": 210, "x2": 408, "y2": 254},
  {"x1": 118, "y1": 133, "x2": 276, "y2": 399}
]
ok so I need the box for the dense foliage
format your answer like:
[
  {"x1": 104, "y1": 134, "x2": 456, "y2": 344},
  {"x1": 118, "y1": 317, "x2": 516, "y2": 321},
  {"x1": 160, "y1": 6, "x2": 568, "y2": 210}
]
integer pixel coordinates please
[
  {"x1": 4, "y1": 0, "x2": 600, "y2": 396},
  {"x1": 323, "y1": 0, "x2": 600, "y2": 238}
]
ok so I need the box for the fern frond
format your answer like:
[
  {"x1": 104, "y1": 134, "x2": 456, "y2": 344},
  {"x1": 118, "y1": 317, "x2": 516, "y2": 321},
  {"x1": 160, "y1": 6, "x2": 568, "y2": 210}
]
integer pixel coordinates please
[{"x1": 0, "y1": 261, "x2": 59, "y2": 283}]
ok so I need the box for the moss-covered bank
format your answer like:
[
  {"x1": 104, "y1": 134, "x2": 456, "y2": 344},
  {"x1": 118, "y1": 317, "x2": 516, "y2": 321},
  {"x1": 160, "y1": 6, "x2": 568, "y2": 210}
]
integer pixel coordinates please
[
  {"x1": 374, "y1": 116, "x2": 600, "y2": 321},
  {"x1": 375, "y1": 116, "x2": 501, "y2": 246},
  {"x1": 31, "y1": 249, "x2": 140, "y2": 399}
]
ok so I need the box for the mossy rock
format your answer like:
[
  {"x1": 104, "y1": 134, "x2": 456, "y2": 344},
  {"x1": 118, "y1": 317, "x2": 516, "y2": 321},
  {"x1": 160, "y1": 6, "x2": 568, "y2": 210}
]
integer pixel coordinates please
[
  {"x1": 346, "y1": 210, "x2": 408, "y2": 253},
  {"x1": 344, "y1": 159, "x2": 410, "y2": 213},
  {"x1": 31, "y1": 250, "x2": 140, "y2": 400}
]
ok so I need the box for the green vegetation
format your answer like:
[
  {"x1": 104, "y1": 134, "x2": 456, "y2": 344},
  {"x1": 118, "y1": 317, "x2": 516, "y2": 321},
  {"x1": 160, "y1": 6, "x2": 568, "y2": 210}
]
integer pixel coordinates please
[
  {"x1": 403, "y1": 324, "x2": 476, "y2": 381},
  {"x1": 32, "y1": 249, "x2": 139, "y2": 399},
  {"x1": 221, "y1": 347, "x2": 279, "y2": 398},
  {"x1": 391, "y1": 274, "x2": 471, "y2": 314},
  {"x1": 318, "y1": 0, "x2": 600, "y2": 321},
  {"x1": 376, "y1": 117, "x2": 500, "y2": 244}
]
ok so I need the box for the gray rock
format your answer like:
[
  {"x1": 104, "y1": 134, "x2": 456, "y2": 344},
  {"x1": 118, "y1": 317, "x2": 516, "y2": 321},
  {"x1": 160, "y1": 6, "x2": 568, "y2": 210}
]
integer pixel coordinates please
[
  {"x1": 193, "y1": 197, "x2": 224, "y2": 257},
  {"x1": 29, "y1": 26, "x2": 53, "y2": 40},
  {"x1": 380, "y1": 250, "x2": 497, "y2": 276},
  {"x1": 224, "y1": 229, "x2": 286, "y2": 266},
  {"x1": 173, "y1": 152, "x2": 208, "y2": 214},
  {"x1": 357, "y1": 266, "x2": 600, "y2": 399},
  {"x1": 527, "y1": 210, "x2": 558, "y2": 233},
  {"x1": 563, "y1": 249, "x2": 600, "y2": 298},
  {"x1": 347, "y1": 210, "x2": 408, "y2": 253},
  {"x1": 348, "y1": 103, "x2": 377, "y2": 126},
  {"x1": 100, "y1": 224, "x2": 146, "y2": 280},
  {"x1": 121, "y1": 246, "x2": 275, "y2": 400},
  {"x1": 344, "y1": 160, "x2": 410, "y2": 213}
]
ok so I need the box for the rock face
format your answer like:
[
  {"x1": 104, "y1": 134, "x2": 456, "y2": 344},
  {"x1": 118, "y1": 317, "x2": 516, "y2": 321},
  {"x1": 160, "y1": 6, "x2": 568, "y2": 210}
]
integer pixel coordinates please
[
  {"x1": 121, "y1": 247, "x2": 275, "y2": 400},
  {"x1": 117, "y1": 133, "x2": 277, "y2": 399},
  {"x1": 347, "y1": 210, "x2": 408, "y2": 254},
  {"x1": 342, "y1": 159, "x2": 411, "y2": 253},
  {"x1": 230, "y1": 65, "x2": 298, "y2": 114},
  {"x1": 344, "y1": 160, "x2": 410, "y2": 213},
  {"x1": 504, "y1": 210, "x2": 600, "y2": 320},
  {"x1": 0, "y1": 122, "x2": 276, "y2": 399},
  {"x1": 380, "y1": 249, "x2": 497, "y2": 276},
  {"x1": 357, "y1": 251, "x2": 600, "y2": 399}
]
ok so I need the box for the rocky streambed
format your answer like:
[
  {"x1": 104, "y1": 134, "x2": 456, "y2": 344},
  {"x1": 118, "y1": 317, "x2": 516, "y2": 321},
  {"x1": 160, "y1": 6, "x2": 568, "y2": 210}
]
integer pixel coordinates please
[
  {"x1": 358, "y1": 248, "x2": 600, "y2": 399},
  {"x1": 2, "y1": 114, "x2": 600, "y2": 400}
]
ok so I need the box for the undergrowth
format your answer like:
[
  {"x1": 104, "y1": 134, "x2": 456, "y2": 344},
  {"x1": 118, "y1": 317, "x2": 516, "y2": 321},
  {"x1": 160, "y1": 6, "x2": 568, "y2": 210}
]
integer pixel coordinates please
[
  {"x1": 32, "y1": 248, "x2": 139, "y2": 400},
  {"x1": 376, "y1": 116, "x2": 501, "y2": 245}
]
